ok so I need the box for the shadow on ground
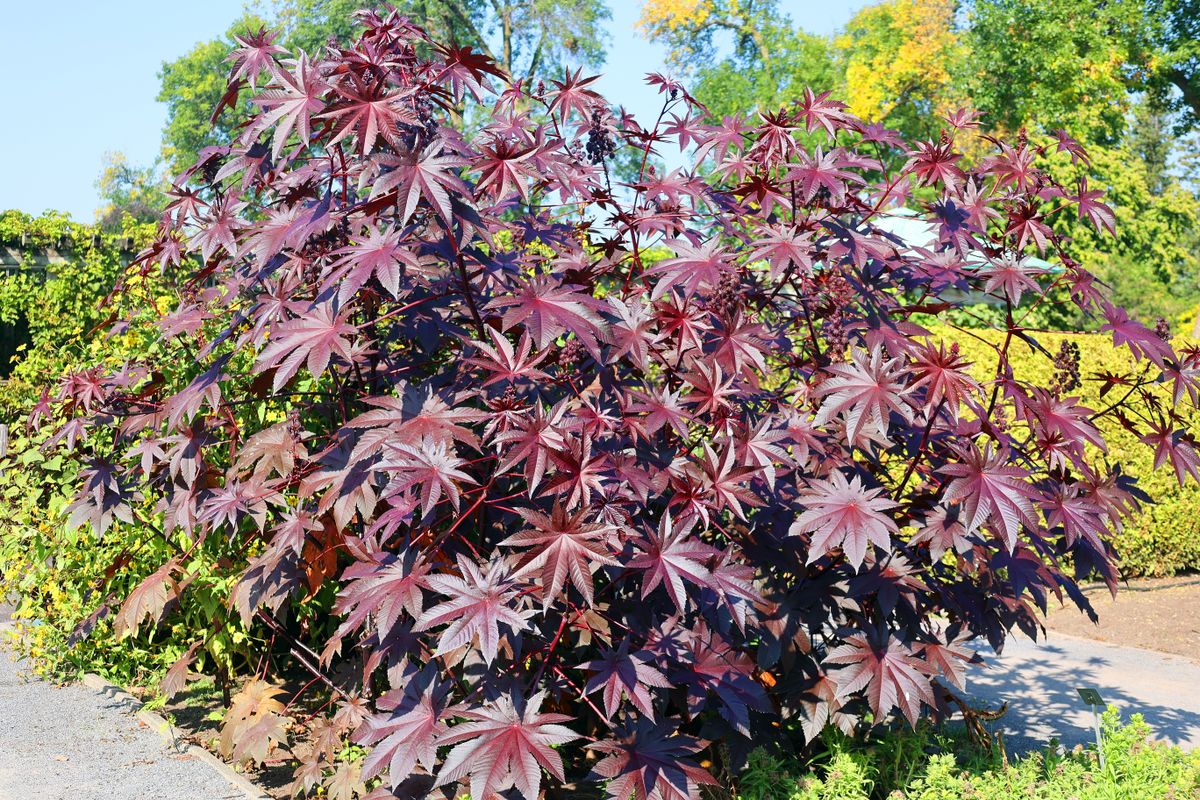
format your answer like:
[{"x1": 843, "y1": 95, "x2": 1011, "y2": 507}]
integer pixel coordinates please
[{"x1": 964, "y1": 634, "x2": 1200, "y2": 754}]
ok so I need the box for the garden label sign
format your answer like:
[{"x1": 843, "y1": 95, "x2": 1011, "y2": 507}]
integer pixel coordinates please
[{"x1": 1076, "y1": 687, "x2": 1107, "y2": 767}]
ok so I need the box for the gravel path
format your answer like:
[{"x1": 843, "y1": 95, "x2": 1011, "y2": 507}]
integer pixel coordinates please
[
  {"x1": 967, "y1": 631, "x2": 1200, "y2": 754},
  {"x1": 0, "y1": 607, "x2": 245, "y2": 800}
]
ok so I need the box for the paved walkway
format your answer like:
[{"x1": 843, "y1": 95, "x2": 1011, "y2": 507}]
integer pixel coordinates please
[
  {"x1": 967, "y1": 631, "x2": 1200, "y2": 754},
  {"x1": 0, "y1": 607, "x2": 245, "y2": 800}
]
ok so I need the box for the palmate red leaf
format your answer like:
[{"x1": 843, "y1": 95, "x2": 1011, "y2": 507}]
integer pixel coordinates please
[
  {"x1": 491, "y1": 400, "x2": 568, "y2": 492},
  {"x1": 357, "y1": 665, "x2": 451, "y2": 787},
  {"x1": 1044, "y1": 486, "x2": 1109, "y2": 551},
  {"x1": 582, "y1": 639, "x2": 670, "y2": 719},
  {"x1": 794, "y1": 87, "x2": 854, "y2": 138},
  {"x1": 435, "y1": 691, "x2": 578, "y2": 800},
  {"x1": 978, "y1": 252, "x2": 1046, "y2": 304},
  {"x1": 378, "y1": 436, "x2": 475, "y2": 517},
  {"x1": 321, "y1": 77, "x2": 415, "y2": 155},
  {"x1": 113, "y1": 559, "x2": 179, "y2": 639},
  {"x1": 490, "y1": 275, "x2": 609, "y2": 355},
  {"x1": 644, "y1": 238, "x2": 733, "y2": 301},
  {"x1": 746, "y1": 223, "x2": 814, "y2": 280},
  {"x1": 1100, "y1": 303, "x2": 1175, "y2": 366},
  {"x1": 1073, "y1": 176, "x2": 1116, "y2": 234},
  {"x1": 252, "y1": 52, "x2": 328, "y2": 159},
  {"x1": 227, "y1": 26, "x2": 285, "y2": 87},
  {"x1": 369, "y1": 142, "x2": 470, "y2": 225},
  {"x1": 908, "y1": 340, "x2": 980, "y2": 412},
  {"x1": 502, "y1": 503, "x2": 618, "y2": 608},
  {"x1": 414, "y1": 556, "x2": 533, "y2": 663},
  {"x1": 1140, "y1": 422, "x2": 1200, "y2": 486},
  {"x1": 349, "y1": 387, "x2": 486, "y2": 450},
  {"x1": 813, "y1": 346, "x2": 913, "y2": 448},
  {"x1": 463, "y1": 328, "x2": 550, "y2": 387},
  {"x1": 189, "y1": 196, "x2": 244, "y2": 263},
  {"x1": 435, "y1": 43, "x2": 505, "y2": 102},
  {"x1": 628, "y1": 512, "x2": 717, "y2": 613},
  {"x1": 785, "y1": 146, "x2": 860, "y2": 205},
  {"x1": 791, "y1": 471, "x2": 898, "y2": 569},
  {"x1": 475, "y1": 136, "x2": 538, "y2": 202},
  {"x1": 941, "y1": 442, "x2": 1043, "y2": 551},
  {"x1": 1019, "y1": 388, "x2": 1105, "y2": 469},
  {"x1": 589, "y1": 719, "x2": 717, "y2": 800},
  {"x1": 335, "y1": 548, "x2": 431, "y2": 640},
  {"x1": 690, "y1": 442, "x2": 760, "y2": 522},
  {"x1": 547, "y1": 66, "x2": 604, "y2": 121},
  {"x1": 910, "y1": 505, "x2": 976, "y2": 560},
  {"x1": 254, "y1": 303, "x2": 357, "y2": 391},
  {"x1": 230, "y1": 545, "x2": 306, "y2": 625},
  {"x1": 824, "y1": 632, "x2": 936, "y2": 727},
  {"x1": 607, "y1": 295, "x2": 662, "y2": 370},
  {"x1": 917, "y1": 627, "x2": 979, "y2": 691},
  {"x1": 160, "y1": 640, "x2": 202, "y2": 699},
  {"x1": 904, "y1": 137, "x2": 965, "y2": 188},
  {"x1": 675, "y1": 622, "x2": 771, "y2": 737},
  {"x1": 235, "y1": 420, "x2": 309, "y2": 480},
  {"x1": 325, "y1": 225, "x2": 427, "y2": 302},
  {"x1": 66, "y1": 456, "x2": 136, "y2": 536}
]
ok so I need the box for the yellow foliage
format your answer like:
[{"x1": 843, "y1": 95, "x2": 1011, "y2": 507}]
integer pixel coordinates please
[
  {"x1": 637, "y1": 0, "x2": 714, "y2": 36},
  {"x1": 838, "y1": 0, "x2": 965, "y2": 123}
]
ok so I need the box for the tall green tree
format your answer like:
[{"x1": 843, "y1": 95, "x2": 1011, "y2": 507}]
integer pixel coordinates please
[
  {"x1": 637, "y1": 0, "x2": 964, "y2": 139},
  {"x1": 963, "y1": 0, "x2": 1150, "y2": 143},
  {"x1": 963, "y1": 0, "x2": 1200, "y2": 141},
  {"x1": 1143, "y1": 0, "x2": 1200, "y2": 132}
]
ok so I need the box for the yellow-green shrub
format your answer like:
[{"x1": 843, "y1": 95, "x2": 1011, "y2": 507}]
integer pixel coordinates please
[{"x1": 934, "y1": 324, "x2": 1200, "y2": 578}]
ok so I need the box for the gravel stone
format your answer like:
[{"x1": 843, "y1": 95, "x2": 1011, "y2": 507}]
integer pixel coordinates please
[{"x1": 0, "y1": 616, "x2": 245, "y2": 799}]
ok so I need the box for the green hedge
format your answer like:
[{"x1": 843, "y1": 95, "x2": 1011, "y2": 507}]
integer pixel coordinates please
[
  {"x1": 934, "y1": 324, "x2": 1200, "y2": 578},
  {"x1": 0, "y1": 210, "x2": 156, "y2": 417}
]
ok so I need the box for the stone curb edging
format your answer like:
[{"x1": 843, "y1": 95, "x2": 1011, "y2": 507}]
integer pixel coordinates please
[{"x1": 80, "y1": 673, "x2": 271, "y2": 800}]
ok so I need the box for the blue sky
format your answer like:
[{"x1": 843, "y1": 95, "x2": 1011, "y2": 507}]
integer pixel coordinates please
[{"x1": 0, "y1": 0, "x2": 867, "y2": 221}]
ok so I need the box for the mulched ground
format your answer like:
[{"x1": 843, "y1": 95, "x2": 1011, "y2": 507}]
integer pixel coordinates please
[{"x1": 1043, "y1": 575, "x2": 1200, "y2": 659}]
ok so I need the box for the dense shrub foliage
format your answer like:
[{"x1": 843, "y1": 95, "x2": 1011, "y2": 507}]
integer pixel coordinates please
[
  {"x1": 739, "y1": 710, "x2": 1200, "y2": 800},
  {"x1": 0, "y1": 211, "x2": 155, "y2": 415},
  {"x1": 29, "y1": 10, "x2": 1200, "y2": 798},
  {"x1": 0, "y1": 212, "x2": 167, "y2": 680}
]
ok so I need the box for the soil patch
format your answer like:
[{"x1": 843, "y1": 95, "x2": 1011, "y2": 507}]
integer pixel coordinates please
[{"x1": 1044, "y1": 575, "x2": 1200, "y2": 660}]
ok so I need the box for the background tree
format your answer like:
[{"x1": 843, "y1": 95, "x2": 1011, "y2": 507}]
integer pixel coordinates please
[
  {"x1": 94, "y1": 152, "x2": 167, "y2": 230},
  {"x1": 962, "y1": 0, "x2": 1150, "y2": 143},
  {"x1": 638, "y1": 0, "x2": 838, "y2": 119},
  {"x1": 1143, "y1": 0, "x2": 1200, "y2": 131},
  {"x1": 836, "y1": 0, "x2": 965, "y2": 140}
]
